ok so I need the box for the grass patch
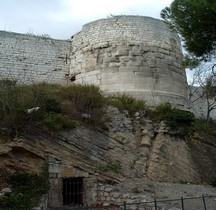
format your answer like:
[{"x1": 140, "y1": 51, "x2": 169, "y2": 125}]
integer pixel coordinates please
[
  {"x1": 0, "y1": 81, "x2": 106, "y2": 136},
  {"x1": 2, "y1": 80, "x2": 212, "y2": 138},
  {"x1": 59, "y1": 84, "x2": 105, "y2": 113}
]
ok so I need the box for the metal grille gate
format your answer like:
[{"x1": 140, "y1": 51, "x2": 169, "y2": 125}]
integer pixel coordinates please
[{"x1": 62, "y1": 177, "x2": 83, "y2": 206}]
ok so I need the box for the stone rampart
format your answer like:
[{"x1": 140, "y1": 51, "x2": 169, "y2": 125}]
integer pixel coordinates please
[
  {"x1": 0, "y1": 16, "x2": 191, "y2": 110},
  {"x1": 0, "y1": 31, "x2": 70, "y2": 84},
  {"x1": 70, "y1": 16, "x2": 190, "y2": 109}
]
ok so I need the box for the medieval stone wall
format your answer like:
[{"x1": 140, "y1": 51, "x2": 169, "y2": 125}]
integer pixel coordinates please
[
  {"x1": 1, "y1": 16, "x2": 212, "y2": 115},
  {"x1": 0, "y1": 16, "x2": 191, "y2": 109},
  {"x1": 0, "y1": 30, "x2": 70, "y2": 84},
  {"x1": 70, "y1": 16, "x2": 190, "y2": 109}
]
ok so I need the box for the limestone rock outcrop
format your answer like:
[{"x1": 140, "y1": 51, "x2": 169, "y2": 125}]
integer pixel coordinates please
[
  {"x1": 0, "y1": 106, "x2": 215, "y2": 183},
  {"x1": 0, "y1": 106, "x2": 216, "y2": 207}
]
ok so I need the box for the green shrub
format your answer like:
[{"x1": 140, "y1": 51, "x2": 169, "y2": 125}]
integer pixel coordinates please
[
  {"x1": 155, "y1": 102, "x2": 173, "y2": 118},
  {"x1": 60, "y1": 100, "x2": 76, "y2": 115},
  {"x1": 0, "y1": 171, "x2": 50, "y2": 210},
  {"x1": 168, "y1": 109, "x2": 195, "y2": 128},
  {"x1": 43, "y1": 112, "x2": 77, "y2": 131},
  {"x1": 107, "y1": 94, "x2": 146, "y2": 116},
  {"x1": 0, "y1": 193, "x2": 31, "y2": 210},
  {"x1": 30, "y1": 83, "x2": 62, "y2": 112},
  {"x1": 148, "y1": 102, "x2": 195, "y2": 134},
  {"x1": 59, "y1": 84, "x2": 106, "y2": 127},
  {"x1": 44, "y1": 98, "x2": 61, "y2": 113}
]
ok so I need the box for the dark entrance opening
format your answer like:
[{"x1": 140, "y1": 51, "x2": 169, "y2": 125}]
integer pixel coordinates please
[{"x1": 62, "y1": 177, "x2": 83, "y2": 206}]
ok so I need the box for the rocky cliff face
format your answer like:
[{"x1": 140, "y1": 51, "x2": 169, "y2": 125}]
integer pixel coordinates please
[{"x1": 0, "y1": 106, "x2": 216, "y2": 205}]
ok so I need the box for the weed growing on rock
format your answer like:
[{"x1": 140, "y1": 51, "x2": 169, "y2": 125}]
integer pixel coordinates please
[
  {"x1": 98, "y1": 161, "x2": 122, "y2": 173},
  {"x1": 131, "y1": 187, "x2": 140, "y2": 193}
]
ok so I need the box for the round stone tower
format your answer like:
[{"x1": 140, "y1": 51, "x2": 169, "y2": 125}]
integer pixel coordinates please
[{"x1": 70, "y1": 16, "x2": 190, "y2": 109}]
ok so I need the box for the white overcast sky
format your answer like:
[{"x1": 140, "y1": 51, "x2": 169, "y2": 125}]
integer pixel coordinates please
[{"x1": 0, "y1": 0, "x2": 173, "y2": 39}]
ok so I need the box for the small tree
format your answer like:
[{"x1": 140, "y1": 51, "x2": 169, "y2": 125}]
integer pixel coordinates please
[
  {"x1": 204, "y1": 65, "x2": 216, "y2": 122},
  {"x1": 161, "y1": 0, "x2": 216, "y2": 62},
  {"x1": 189, "y1": 63, "x2": 216, "y2": 123}
]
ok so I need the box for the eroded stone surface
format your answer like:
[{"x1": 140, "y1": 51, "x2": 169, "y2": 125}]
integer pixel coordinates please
[{"x1": 70, "y1": 16, "x2": 190, "y2": 109}]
